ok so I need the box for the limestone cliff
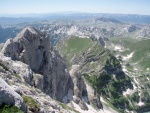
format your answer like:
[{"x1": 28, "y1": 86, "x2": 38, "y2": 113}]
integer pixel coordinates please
[{"x1": 1, "y1": 26, "x2": 71, "y2": 102}]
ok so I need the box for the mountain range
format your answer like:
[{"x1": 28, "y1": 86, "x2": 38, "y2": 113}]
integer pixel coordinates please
[
  {"x1": 0, "y1": 14, "x2": 150, "y2": 113},
  {"x1": 1, "y1": 13, "x2": 150, "y2": 25}
]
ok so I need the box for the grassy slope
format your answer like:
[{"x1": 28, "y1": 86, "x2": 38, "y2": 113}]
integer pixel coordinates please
[
  {"x1": 80, "y1": 43, "x2": 108, "y2": 75},
  {"x1": 57, "y1": 36, "x2": 94, "y2": 66},
  {"x1": 130, "y1": 39, "x2": 150, "y2": 69},
  {"x1": 66, "y1": 36, "x2": 93, "y2": 55},
  {"x1": 110, "y1": 38, "x2": 150, "y2": 69},
  {"x1": 110, "y1": 38, "x2": 150, "y2": 112},
  {"x1": 0, "y1": 105, "x2": 23, "y2": 113},
  {"x1": 57, "y1": 36, "x2": 133, "y2": 112},
  {"x1": 57, "y1": 36, "x2": 108, "y2": 73},
  {"x1": 57, "y1": 36, "x2": 150, "y2": 112}
]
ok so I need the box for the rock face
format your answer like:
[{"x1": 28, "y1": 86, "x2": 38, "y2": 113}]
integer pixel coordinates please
[
  {"x1": 0, "y1": 77, "x2": 27, "y2": 112},
  {"x1": 1, "y1": 26, "x2": 50, "y2": 73},
  {"x1": 1, "y1": 26, "x2": 71, "y2": 102},
  {"x1": 0, "y1": 53, "x2": 74, "y2": 113},
  {"x1": 69, "y1": 65, "x2": 88, "y2": 110},
  {"x1": 99, "y1": 37, "x2": 105, "y2": 47},
  {"x1": 70, "y1": 65, "x2": 87, "y2": 99},
  {"x1": 44, "y1": 50, "x2": 71, "y2": 101}
]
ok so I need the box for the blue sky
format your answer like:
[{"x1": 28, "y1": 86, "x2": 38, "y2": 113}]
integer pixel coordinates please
[{"x1": 0, "y1": 0, "x2": 150, "y2": 15}]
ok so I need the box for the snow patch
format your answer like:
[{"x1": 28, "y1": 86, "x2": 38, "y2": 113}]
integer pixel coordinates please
[
  {"x1": 123, "y1": 88, "x2": 133, "y2": 96},
  {"x1": 122, "y1": 67, "x2": 128, "y2": 72},
  {"x1": 122, "y1": 66, "x2": 131, "y2": 75},
  {"x1": 123, "y1": 83, "x2": 137, "y2": 96},
  {"x1": 72, "y1": 101, "x2": 111, "y2": 113},
  {"x1": 134, "y1": 68, "x2": 138, "y2": 71},
  {"x1": 123, "y1": 52, "x2": 134, "y2": 60},
  {"x1": 114, "y1": 46, "x2": 124, "y2": 52},
  {"x1": 146, "y1": 68, "x2": 150, "y2": 71},
  {"x1": 100, "y1": 97, "x2": 107, "y2": 104},
  {"x1": 137, "y1": 92, "x2": 144, "y2": 106},
  {"x1": 79, "y1": 36, "x2": 89, "y2": 38},
  {"x1": 138, "y1": 101, "x2": 144, "y2": 106},
  {"x1": 114, "y1": 46, "x2": 121, "y2": 50},
  {"x1": 133, "y1": 83, "x2": 137, "y2": 90},
  {"x1": 134, "y1": 77, "x2": 139, "y2": 84}
]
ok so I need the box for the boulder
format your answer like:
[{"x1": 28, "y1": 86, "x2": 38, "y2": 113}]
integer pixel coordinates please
[
  {"x1": 73, "y1": 96, "x2": 80, "y2": 104},
  {"x1": 79, "y1": 100, "x2": 88, "y2": 110},
  {"x1": 0, "y1": 77, "x2": 27, "y2": 112},
  {"x1": 11, "y1": 85, "x2": 23, "y2": 96}
]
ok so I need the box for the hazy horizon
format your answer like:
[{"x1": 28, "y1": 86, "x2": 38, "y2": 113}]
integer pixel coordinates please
[
  {"x1": 1, "y1": 11, "x2": 150, "y2": 16},
  {"x1": 0, "y1": 0, "x2": 150, "y2": 16}
]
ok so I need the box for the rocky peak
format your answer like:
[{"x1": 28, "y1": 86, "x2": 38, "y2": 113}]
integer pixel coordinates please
[
  {"x1": 14, "y1": 26, "x2": 42, "y2": 40},
  {"x1": 1, "y1": 26, "x2": 71, "y2": 102},
  {"x1": 2, "y1": 26, "x2": 50, "y2": 73}
]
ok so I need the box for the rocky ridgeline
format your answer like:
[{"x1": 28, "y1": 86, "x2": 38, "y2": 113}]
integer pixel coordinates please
[{"x1": 0, "y1": 26, "x2": 100, "y2": 113}]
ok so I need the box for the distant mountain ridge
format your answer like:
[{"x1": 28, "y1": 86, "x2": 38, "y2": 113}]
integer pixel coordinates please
[
  {"x1": 94, "y1": 17, "x2": 121, "y2": 23},
  {"x1": 0, "y1": 13, "x2": 150, "y2": 25}
]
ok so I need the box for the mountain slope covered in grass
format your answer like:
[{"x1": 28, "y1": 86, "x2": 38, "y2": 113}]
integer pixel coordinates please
[
  {"x1": 57, "y1": 36, "x2": 150, "y2": 112},
  {"x1": 109, "y1": 37, "x2": 150, "y2": 112},
  {"x1": 110, "y1": 38, "x2": 150, "y2": 69}
]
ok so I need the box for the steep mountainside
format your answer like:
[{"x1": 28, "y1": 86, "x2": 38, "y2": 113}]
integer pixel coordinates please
[
  {"x1": 0, "y1": 25, "x2": 150, "y2": 113},
  {"x1": 57, "y1": 36, "x2": 150, "y2": 113},
  {"x1": 0, "y1": 27, "x2": 117, "y2": 113},
  {"x1": 106, "y1": 38, "x2": 150, "y2": 112}
]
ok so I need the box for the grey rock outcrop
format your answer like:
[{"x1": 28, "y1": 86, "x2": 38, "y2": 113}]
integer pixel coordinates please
[
  {"x1": 1, "y1": 26, "x2": 71, "y2": 102},
  {"x1": 70, "y1": 65, "x2": 87, "y2": 99},
  {"x1": 1, "y1": 26, "x2": 50, "y2": 73},
  {"x1": 44, "y1": 50, "x2": 70, "y2": 101},
  {"x1": 79, "y1": 100, "x2": 88, "y2": 110},
  {"x1": 91, "y1": 94, "x2": 102, "y2": 109},
  {"x1": 0, "y1": 77, "x2": 27, "y2": 112},
  {"x1": 69, "y1": 65, "x2": 88, "y2": 110},
  {"x1": 69, "y1": 65, "x2": 103, "y2": 110},
  {"x1": 99, "y1": 37, "x2": 105, "y2": 47},
  {"x1": 0, "y1": 53, "x2": 75, "y2": 112}
]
